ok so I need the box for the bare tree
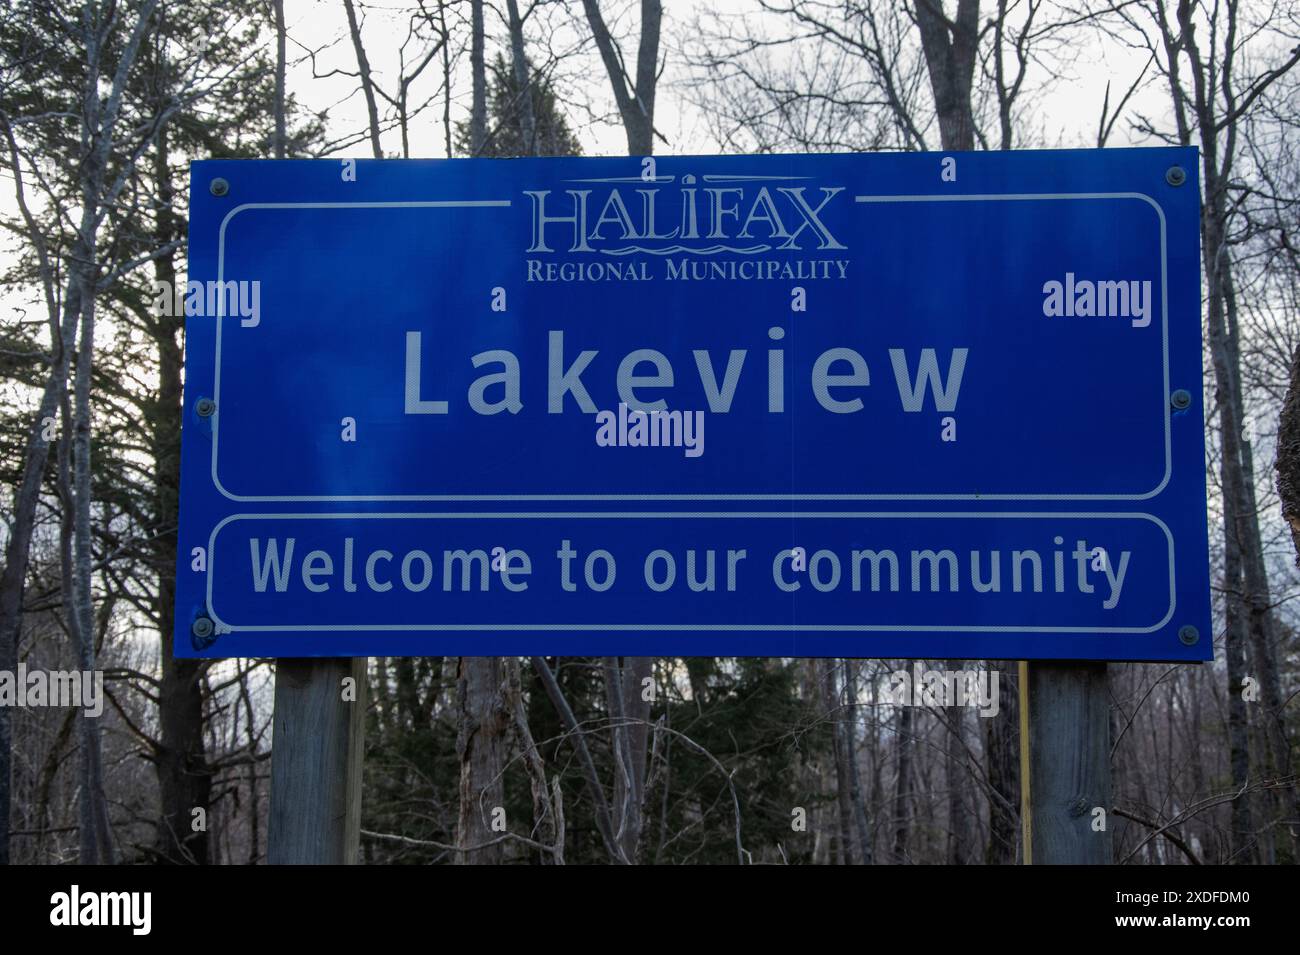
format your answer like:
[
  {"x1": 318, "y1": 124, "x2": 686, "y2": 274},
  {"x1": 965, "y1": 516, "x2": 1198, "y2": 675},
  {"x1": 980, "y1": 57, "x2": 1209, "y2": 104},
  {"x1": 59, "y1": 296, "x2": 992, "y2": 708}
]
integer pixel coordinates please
[
  {"x1": 581, "y1": 0, "x2": 662, "y2": 154},
  {"x1": 1112, "y1": 0, "x2": 1300, "y2": 862},
  {"x1": 0, "y1": 0, "x2": 175, "y2": 865}
]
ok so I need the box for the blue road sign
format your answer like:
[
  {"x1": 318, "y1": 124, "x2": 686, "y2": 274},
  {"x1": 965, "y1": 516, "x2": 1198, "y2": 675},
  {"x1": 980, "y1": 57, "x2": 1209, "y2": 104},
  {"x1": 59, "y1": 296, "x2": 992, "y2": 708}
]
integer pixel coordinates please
[{"x1": 175, "y1": 147, "x2": 1211, "y2": 660}]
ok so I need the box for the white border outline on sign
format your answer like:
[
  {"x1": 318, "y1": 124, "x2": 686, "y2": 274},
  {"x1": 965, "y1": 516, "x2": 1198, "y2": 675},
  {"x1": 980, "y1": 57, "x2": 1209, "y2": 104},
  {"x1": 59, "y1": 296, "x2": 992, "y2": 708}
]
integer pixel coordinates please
[
  {"x1": 209, "y1": 193, "x2": 1173, "y2": 502},
  {"x1": 203, "y1": 511, "x2": 1177, "y2": 634}
]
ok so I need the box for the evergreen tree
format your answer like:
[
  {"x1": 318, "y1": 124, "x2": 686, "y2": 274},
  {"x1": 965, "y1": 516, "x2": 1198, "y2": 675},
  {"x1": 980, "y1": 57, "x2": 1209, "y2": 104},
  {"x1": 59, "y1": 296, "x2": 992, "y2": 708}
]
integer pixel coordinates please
[{"x1": 455, "y1": 54, "x2": 581, "y2": 158}]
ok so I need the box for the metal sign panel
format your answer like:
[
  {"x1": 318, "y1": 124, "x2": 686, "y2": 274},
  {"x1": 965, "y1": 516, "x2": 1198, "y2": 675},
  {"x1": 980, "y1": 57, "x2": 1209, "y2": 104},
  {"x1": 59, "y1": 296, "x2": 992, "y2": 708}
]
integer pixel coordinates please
[{"x1": 175, "y1": 147, "x2": 1210, "y2": 660}]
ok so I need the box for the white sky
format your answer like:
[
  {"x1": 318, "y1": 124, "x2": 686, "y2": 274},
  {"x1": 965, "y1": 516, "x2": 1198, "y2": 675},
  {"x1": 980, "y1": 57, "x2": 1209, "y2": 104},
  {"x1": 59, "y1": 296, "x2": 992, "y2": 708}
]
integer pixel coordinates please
[{"x1": 282, "y1": 0, "x2": 1171, "y2": 160}]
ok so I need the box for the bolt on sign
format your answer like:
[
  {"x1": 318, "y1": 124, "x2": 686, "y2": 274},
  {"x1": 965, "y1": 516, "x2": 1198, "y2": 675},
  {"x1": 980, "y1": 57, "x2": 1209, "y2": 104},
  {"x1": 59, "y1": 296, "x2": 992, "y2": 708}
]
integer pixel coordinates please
[{"x1": 174, "y1": 147, "x2": 1210, "y2": 661}]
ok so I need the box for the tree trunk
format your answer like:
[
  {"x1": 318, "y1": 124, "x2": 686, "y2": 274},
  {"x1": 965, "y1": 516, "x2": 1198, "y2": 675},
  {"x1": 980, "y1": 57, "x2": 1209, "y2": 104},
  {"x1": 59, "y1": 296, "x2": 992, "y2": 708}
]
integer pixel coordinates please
[
  {"x1": 581, "y1": 0, "x2": 661, "y2": 155},
  {"x1": 505, "y1": 0, "x2": 536, "y2": 155},
  {"x1": 469, "y1": 0, "x2": 487, "y2": 154},
  {"x1": 455, "y1": 657, "x2": 508, "y2": 863},
  {"x1": 343, "y1": 0, "x2": 383, "y2": 159},
  {"x1": 844, "y1": 660, "x2": 873, "y2": 863},
  {"x1": 945, "y1": 664, "x2": 973, "y2": 864},
  {"x1": 603, "y1": 656, "x2": 653, "y2": 862},
  {"x1": 70, "y1": 255, "x2": 114, "y2": 865},
  {"x1": 892, "y1": 699, "x2": 913, "y2": 863},
  {"x1": 1278, "y1": 341, "x2": 1300, "y2": 568},
  {"x1": 148, "y1": 129, "x2": 212, "y2": 865},
  {"x1": 1226, "y1": 269, "x2": 1298, "y2": 860},
  {"x1": 913, "y1": 0, "x2": 980, "y2": 153},
  {"x1": 983, "y1": 662, "x2": 1019, "y2": 863},
  {"x1": 1204, "y1": 164, "x2": 1271, "y2": 865},
  {"x1": 506, "y1": 658, "x2": 561, "y2": 863},
  {"x1": 821, "y1": 660, "x2": 856, "y2": 863},
  {"x1": 273, "y1": 0, "x2": 286, "y2": 159},
  {"x1": 0, "y1": 277, "x2": 81, "y2": 866}
]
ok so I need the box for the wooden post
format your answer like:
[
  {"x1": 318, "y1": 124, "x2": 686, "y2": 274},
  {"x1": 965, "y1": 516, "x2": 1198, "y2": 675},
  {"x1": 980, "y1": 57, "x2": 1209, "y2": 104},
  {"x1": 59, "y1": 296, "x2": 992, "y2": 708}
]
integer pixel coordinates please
[
  {"x1": 1026, "y1": 662, "x2": 1112, "y2": 864},
  {"x1": 269, "y1": 658, "x2": 367, "y2": 864}
]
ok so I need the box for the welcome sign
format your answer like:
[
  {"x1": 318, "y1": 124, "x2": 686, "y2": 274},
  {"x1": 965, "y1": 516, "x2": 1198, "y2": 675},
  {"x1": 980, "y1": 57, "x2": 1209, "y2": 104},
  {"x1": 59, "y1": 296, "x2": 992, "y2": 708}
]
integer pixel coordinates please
[{"x1": 173, "y1": 147, "x2": 1210, "y2": 660}]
